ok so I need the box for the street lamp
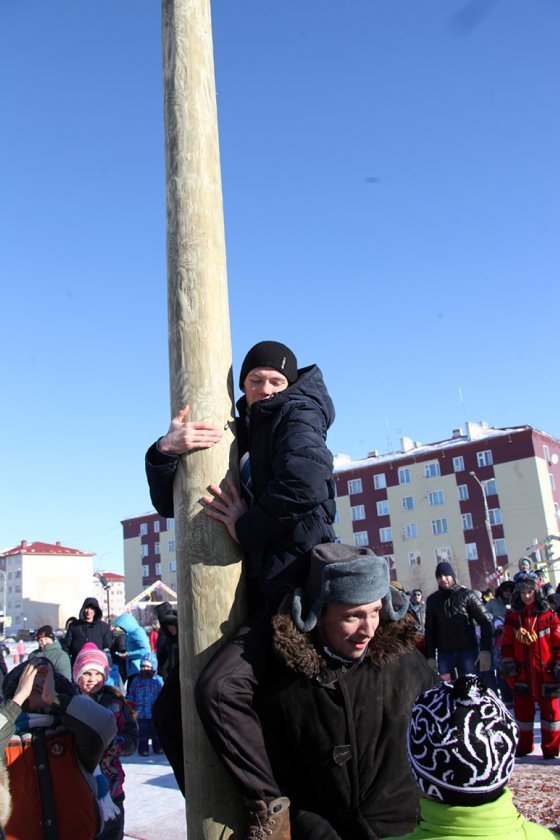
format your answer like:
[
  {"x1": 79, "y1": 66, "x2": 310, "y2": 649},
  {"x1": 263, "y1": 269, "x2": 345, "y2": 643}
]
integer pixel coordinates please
[
  {"x1": 94, "y1": 573, "x2": 111, "y2": 621},
  {"x1": 469, "y1": 471, "x2": 498, "y2": 580},
  {"x1": 0, "y1": 570, "x2": 6, "y2": 635}
]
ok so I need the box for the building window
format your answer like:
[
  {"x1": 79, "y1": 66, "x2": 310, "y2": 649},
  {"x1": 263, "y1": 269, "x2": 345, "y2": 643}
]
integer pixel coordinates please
[
  {"x1": 379, "y1": 527, "x2": 392, "y2": 543},
  {"x1": 466, "y1": 543, "x2": 478, "y2": 561},
  {"x1": 352, "y1": 505, "x2": 366, "y2": 521},
  {"x1": 402, "y1": 496, "x2": 414, "y2": 512},
  {"x1": 373, "y1": 473, "x2": 387, "y2": 490},
  {"x1": 169, "y1": 560, "x2": 176, "y2": 573},
  {"x1": 403, "y1": 523, "x2": 418, "y2": 540},
  {"x1": 457, "y1": 484, "x2": 469, "y2": 501},
  {"x1": 154, "y1": 521, "x2": 160, "y2": 533},
  {"x1": 493, "y1": 538, "x2": 507, "y2": 556},
  {"x1": 384, "y1": 554, "x2": 396, "y2": 571},
  {"x1": 424, "y1": 461, "x2": 441, "y2": 478},
  {"x1": 141, "y1": 545, "x2": 149, "y2": 558},
  {"x1": 167, "y1": 518, "x2": 174, "y2": 530},
  {"x1": 435, "y1": 547, "x2": 452, "y2": 562},
  {"x1": 431, "y1": 518, "x2": 448, "y2": 536},
  {"x1": 168, "y1": 540, "x2": 175, "y2": 552},
  {"x1": 142, "y1": 565, "x2": 149, "y2": 577},
  {"x1": 550, "y1": 473, "x2": 557, "y2": 491},
  {"x1": 398, "y1": 467, "x2": 411, "y2": 484},
  {"x1": 155, "y1": 542, "x2": 161, "y2": 555},
  {"x1": 140, "y1": 523, "x2": 148, "y2": 536},
  {"x1": 543, "y1": 445, "x2": 551, "y2": 463},
  {"x1": 555, "y1": 502, "x2": 560, "y2": 518},
  {"x1": 488, "y1": 508, "x2": 502, "y2": 526},
  {"x1": 477, "y1": 450, "x2": 493, "y2": 467},
  {"x1": 354, "y1": 531, "x2": 369, "y2": 547},
  {"x1": 461, "y1": 513, "x2": 473, "y2": 530},
  {"x1": 428, "y1": 490, "x2": 444, "y2": 506},
  {"x1": 348, "y1": 478, "x2": 363, "y2": 495},
  {"x1": 483, "y1": 478, "x2": 497, "y2": 496},
  {"x1": 376, "y1": 500, "x2": 389, "y2": 517},
  {"x1": 453, "y1": 456, "x2": 465, "y2": 472},
  {"x1": 155, "y1": 563, "x2": 162, "y2": 575},
  {"x1": 333, "y1": 511, "x2": 340, "y2": 524},
  {"x1": 408, "y1": 551, "x2": 421, "y2": 568}
]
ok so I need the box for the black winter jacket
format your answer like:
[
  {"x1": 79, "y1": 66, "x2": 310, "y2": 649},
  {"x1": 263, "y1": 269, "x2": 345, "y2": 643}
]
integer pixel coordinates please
[
  {"x1": 63, "y1": 597, "x2": 113, "y2": 664},
  {"x1": 424, "y1": 584, "x2": 493, "y2": 659},
  {"x1": 257, "y1": 605, "x2": 439, "y2": 840},
  {"x1": 145, "y1": 365, "x2": 336, "y2": 610}
]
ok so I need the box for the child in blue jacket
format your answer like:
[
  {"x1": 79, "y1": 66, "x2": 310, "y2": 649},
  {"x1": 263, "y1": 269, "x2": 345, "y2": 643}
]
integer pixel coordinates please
[{"x1": 127, "y1": 653, "x2": 164, "y2": 755}]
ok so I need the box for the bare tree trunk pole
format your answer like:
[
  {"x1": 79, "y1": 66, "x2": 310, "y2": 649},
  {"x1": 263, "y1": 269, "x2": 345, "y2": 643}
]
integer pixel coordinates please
[{"x1": 162, "y1": 1, "x2": 246, "y2": 836}]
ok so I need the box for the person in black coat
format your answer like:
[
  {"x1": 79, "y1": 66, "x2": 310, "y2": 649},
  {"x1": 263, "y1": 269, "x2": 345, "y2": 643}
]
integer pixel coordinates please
[
  {"x1": 257, "y1": 544, "x2": 439, "y2": 840},
  {"x1": 63, "y1": 597, "x2": 113, "y2": 664},
  {"x1": 155, "y1": 602, "x2": 178, "y2": 681},
  {"x1": 146, "y1": 341, "x2": 336, "y2": 834},
  {"x1": 424, "y1": 562, "x2": 494, "y2": 680}
]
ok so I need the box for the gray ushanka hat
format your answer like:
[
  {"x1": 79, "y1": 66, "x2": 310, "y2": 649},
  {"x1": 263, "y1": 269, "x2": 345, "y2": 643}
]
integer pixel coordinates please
[{"x1": 292, "y1": 544, "x2": 409, "y2": 632}]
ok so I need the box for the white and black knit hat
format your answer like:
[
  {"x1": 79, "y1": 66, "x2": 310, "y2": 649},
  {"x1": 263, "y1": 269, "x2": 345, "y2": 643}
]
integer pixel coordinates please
[
  {"x1": 408, "y1": 675, "x2": 518, "y2": 806},
  {"x1": 292, "y1": 544, "x2": 409, "y2": 632}
]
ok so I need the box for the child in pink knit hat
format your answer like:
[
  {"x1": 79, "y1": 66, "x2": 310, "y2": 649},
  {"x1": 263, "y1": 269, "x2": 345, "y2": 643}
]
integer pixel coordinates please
[{"x1": 74, "y1": 644, "x2": 138, "y2": 840}]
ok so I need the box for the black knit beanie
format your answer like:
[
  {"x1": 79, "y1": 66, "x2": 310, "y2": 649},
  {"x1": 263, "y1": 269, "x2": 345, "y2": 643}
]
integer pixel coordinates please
[
  {"x1": 239, "y1": 341, "x2": 298, "y2": 390},
  {"x1": 435, "y1": 561, "x2": 456, "y2": 580},
  {"x1": 408, "y1": 675, "x2": 518, "y2": 806}
]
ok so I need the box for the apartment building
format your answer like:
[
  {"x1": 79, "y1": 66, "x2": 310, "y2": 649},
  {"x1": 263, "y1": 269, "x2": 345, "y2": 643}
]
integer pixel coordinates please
[
  {"x1": 0, "y1": 540, "x2": 94, "y2": 632},
  {"x1": 121, "y1": 512, "x2": 177, "y2": 601},
  {"x1": 333, "y1": 422, "x2": 560, "y2": 594}
]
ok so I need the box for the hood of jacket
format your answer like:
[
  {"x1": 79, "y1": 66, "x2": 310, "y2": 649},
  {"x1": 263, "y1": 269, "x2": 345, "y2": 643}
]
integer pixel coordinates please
[
  {"x1": 114, "y1": 612, "x2": 141, "y2": 634},
  {"x1": 272, "y1": 594, "x2": 421, "y2": 679},
  {"x1": 79, "y1": 597, "x2": 103, "y2": 622},
  {"x1": 155, "y1": 601, "x2": 175, "y2": 623},
  {"x1": 237, "y1": 364, "x2": 335, "y2": 430}
]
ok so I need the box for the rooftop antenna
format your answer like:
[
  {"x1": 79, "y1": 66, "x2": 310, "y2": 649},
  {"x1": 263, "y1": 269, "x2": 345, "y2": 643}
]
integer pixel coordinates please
[
  {"x1": 458, "y1": 385, "x2": 468, "y2": 426},
  {"x1": 386, "y1": 418, "x2": 394, "y2": 453}
]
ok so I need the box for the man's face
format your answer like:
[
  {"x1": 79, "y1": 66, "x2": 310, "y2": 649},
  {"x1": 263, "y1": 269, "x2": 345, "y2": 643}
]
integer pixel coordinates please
[
  {"x1": 519, "y1": 560, "x2": 530, "y2": 572},
  {"x1": 243, "y1": 367, "x2": 289, "y2": 408},
  {"x1": 520, "y1": 588, "x2": 535, "y2": 606},
  {"x1": 83, "y1": 607, "x2": 95, "y2": 623},
  {"x1": 412, "y1": 592, "x2": 422, "y2": 603},
  {"x1": 37, "y1": 634, "x2": 52, "y2": 649},
  {"x1": 78, "y1": 669, "x2": 104, "y2": 695},
  {"x1": 317, "y1": 600, "x2": 383, "y2": 661},
  {"x1": 502, "y1": 587, "x2": 513, "y2": 603},
  {"x1": 437, "y1": 575, "x2": 454, "y2": 590}
]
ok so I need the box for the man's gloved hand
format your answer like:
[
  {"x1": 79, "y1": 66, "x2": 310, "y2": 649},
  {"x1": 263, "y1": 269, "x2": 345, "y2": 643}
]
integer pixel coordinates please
[
  {"x1": 476, "y1": 651, "x2": 492, "y2": 672},
  {"x1": 426, "y1": 658, "x2": 438, "y2": 672}
]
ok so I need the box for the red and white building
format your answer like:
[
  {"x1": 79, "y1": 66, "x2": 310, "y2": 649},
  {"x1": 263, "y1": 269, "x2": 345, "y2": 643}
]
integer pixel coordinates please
[
  {"x1": 333, "y1": 422, "x2": 560, "y2": 594},
  {"x1": 121, "y1": 512, "x2": 177, "y2": 602},
  {"x1": 0, "y1": 540, "x2": 95, "y2": 633}
]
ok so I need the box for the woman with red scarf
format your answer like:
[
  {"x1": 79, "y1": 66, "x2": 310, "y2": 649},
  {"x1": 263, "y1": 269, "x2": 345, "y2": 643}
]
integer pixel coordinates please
[{"x1": 501, "y1": 574, "x2": 560, "y2": 758}]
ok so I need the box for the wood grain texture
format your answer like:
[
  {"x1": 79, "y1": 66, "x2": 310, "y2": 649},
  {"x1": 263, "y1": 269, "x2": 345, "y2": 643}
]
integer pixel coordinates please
[{"x1": 162, "y1": 0, "x2": 245, "y2": 835}]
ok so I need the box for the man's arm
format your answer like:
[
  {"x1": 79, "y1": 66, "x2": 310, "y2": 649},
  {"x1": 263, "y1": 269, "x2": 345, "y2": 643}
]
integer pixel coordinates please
[
  {"x1": 423, "y1": 598, "x2": 436, "y2": 662},
  {"x1": 146, "y1": 405, "x2": 223, "y2": 518},
  {"x1": 466, "y1": 591, "x2": 494, "y2": 653}
]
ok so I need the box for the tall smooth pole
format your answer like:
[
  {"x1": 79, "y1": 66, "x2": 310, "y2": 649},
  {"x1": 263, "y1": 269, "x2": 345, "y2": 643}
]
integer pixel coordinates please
[{"x1": 162, "y1": 1, "x2": 246, "y2": 836}]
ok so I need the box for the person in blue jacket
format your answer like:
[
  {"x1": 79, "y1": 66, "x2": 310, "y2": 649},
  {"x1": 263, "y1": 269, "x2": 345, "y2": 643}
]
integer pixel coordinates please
[
  {"x1": 113, "y1": 613, "x2": 151, "y2": 686},
  {"x1": 145, "y1": 340, "x2": 336, "y2": 837}
]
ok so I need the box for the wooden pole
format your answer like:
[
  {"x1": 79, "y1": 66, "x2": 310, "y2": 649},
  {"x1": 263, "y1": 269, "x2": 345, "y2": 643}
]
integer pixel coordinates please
[{"x1": 161, "y1": 1, "x2": 246, "y2": 837}]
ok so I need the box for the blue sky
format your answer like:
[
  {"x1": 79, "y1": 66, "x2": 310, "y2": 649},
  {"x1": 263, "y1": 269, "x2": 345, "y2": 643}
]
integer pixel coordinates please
[{"x1": 1, "y1": 1, "x2": 559, "y2": 574}]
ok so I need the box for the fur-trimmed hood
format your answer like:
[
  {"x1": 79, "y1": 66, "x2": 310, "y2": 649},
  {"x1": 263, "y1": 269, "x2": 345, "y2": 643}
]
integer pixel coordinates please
[{"x1": 271, "y1": 595, "x2": 422, "y2": 679}]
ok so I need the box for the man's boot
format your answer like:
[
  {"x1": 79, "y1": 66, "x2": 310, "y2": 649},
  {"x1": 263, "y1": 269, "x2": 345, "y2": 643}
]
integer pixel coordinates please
[{"x1": 245, "y1": 796, "x2": 291, "y2": 839}]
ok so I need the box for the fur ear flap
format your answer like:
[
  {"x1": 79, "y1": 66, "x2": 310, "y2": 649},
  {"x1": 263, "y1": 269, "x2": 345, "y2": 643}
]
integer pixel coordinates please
[
  {"x1": 292, "y1": 589, "x2": 321, "y2": 632},
  {"x1": 381, "y1": 586, "x2": 409, "y2": 622}
]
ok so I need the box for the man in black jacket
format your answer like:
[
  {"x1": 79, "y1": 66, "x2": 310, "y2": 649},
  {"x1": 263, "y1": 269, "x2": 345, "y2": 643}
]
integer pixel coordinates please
[
  {"x1": 63, "y1": 597, "x2": 113, "y2": 664},
  {"x1": 424, "y1": 562, "x2": 493, "y2": 679},
  {"x1": 146, "y1": 341, "x2": 336, "y2": 835},
  {"x1": 257, "y1": 544, "x2": 439, "y2": 840}
]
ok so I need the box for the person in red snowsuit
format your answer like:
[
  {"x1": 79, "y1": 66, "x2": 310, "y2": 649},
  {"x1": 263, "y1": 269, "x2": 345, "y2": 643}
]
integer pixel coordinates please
[{"x1": 501, "y1": 574, "x2": 560, "y2": 758}]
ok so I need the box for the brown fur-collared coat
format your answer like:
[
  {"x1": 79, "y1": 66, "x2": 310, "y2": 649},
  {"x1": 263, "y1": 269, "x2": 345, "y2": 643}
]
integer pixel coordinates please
[{"x1": 257, "y1": 606, "x2": 438, "y2": 840}]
